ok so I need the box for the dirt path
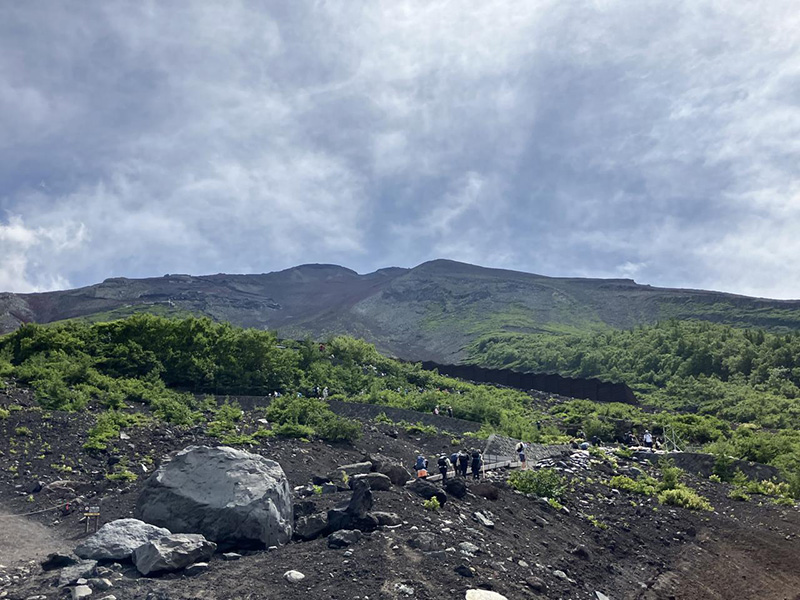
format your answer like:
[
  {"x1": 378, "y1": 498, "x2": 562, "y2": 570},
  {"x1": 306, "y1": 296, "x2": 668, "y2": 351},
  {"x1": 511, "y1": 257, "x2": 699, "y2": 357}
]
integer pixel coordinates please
[{"x1": 0, "y1": 509, "x2": 68, "y2": 566}]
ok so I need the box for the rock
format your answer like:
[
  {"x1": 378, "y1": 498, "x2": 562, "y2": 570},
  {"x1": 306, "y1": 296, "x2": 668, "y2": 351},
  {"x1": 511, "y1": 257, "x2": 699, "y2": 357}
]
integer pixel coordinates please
[
  {"x1": 394, "y1": 583, "x2": 415, "y2": 596},
  {"x1": 553, "y1": 569, "x2": 568, "y2": 580},
  {"x1": 406, "y1": 479, "x2": 447, "y2": 506},
  {"x1": 76, "y1": 519, "x2": 171, "y2": 561},
  {"x1": 407, "y1": 532, "x2": 442, "y2": 552},
  {"x1": 350, "y1": 472, "x2": 392, "y2": 491},
  {"x1": 327, "y1": 479, "x2": 377, "y2": 532},
  {"x1": 470, "y1": 482, "x2": 500, "y2": 501},
  {"x1": 570, "y1": 545, "x2": 592, "y2": 560},
  {"x1": 72, "y1": 586, "x2": 92, "y2": 600},
  {"x1": 222, "y1": 552, "x2": 241, "y2": 561},
  {"x1": 41, "y1": 553, "x2": 77, "y2": 571},
  {"x1": 595, "y1": 592, "x2": 611, "y2": 600},
  {"x1": 321, "y1": 483, "x2": 338, "y2": 494},
  {"x1": 328, "y1": 462, "x2": 373, "y2": 482},
  {"x1": 454, "y1": 565, "x2": 475, "y2": 577},
  {"x1": 135, "y1": 446, "x2": 293, "y2": 549},
  {"x1": 458, "y1": 541, "x2": 480, "y2": 556},
  {"x1": 58, "y1": 560, "x2": 97, "y2": 587},
  {"x1": 26, "y1": 481, "x2": 44, "y2": 494},
  {"x1": 465, "y1": 591, "x2": 508, "y2": 600},
  {"x1": 373, "y1": 511, "x2": 402, "y2": 526},
  {"x1": 380, "y1": 464, "x2": 411, "y2": 486},
  {"x1": 294, "y1": 514, "x2": 328, "y2": 541},
  {"x1": 88, "y1": 578, "x2": 113, "y2": 591},
  {"x1": 311, "y1": 475, "x2": 331, "y2": 485},
  {"x1": 328, "y1": 529, "x2": 362, "y2": 549},
  {"x1": 473, "y1": 511, "x2": 495, "y2": 528},
  {"x1": 293, "y1": 500, "x2": 316, "y2": 520},
  {"x1": 284, "y1": 569, "x2": 305, "y2": 583},
  {"x1": 97, "y1": 596, "x2": 117, "y2": 600},
  {"x1": 444, "y1": 478, "x2": 468, "y2": 499},
  {"x1": 132, "y1": 534, "x2": 217, "y2": 576},
  {"x1": 525, "y1": 577, "x2": 547, "y2": 592},
  {"x1": 184, "y1": 562, "x2": 209, "y2": 576}
]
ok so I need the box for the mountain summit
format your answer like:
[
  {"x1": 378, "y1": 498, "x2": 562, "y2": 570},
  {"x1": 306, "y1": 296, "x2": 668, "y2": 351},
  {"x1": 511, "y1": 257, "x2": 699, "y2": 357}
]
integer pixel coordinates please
[{"x1": 2, "y1": 260, "x2": 800, "y2": 362}]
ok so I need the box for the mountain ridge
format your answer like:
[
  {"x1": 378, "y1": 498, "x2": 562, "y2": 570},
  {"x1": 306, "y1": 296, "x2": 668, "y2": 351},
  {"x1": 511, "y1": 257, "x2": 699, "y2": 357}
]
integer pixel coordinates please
[{"x1": 3, "y1": 259, "x2": 800, "y2": 362}]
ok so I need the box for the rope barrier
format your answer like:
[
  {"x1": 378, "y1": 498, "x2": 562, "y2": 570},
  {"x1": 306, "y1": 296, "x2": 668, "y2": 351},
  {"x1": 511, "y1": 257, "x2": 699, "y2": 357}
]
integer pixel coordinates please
[{"x1": 0, "y1": 498, "x2": 78, "y2": 519}]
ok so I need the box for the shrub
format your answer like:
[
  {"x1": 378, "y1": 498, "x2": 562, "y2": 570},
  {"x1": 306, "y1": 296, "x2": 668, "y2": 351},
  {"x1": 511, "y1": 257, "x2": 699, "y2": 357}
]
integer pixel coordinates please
[
  {"x1": 316, "y1": 417, "x2": 361, "y2": 444},
  {"x1": 708, "y1": 474, "x2": 722, "y2": 483},
  {"x1": 712, "y1": 453, "x2": 735, "y2": 482},
  {"x1": 508, "y1": 469, "x2": 567, "y2": 499},
  {"x1": 374, "y1": 412, "x2": 394, "y2": 425},
  {"x1": 609, "y1": 474, "x2": 658, "y2": 496},
  {"x1": 273, "y1": 423, "x2": 315, "y2": 439},
  {"x1": 0, "y1": 408, "x2": 8, "y2": 420},
  {"x1": 423, "y1": 496, "x2": 441, "y2": 511},
  {"x1": 83, "y1": 410, "x2": 148, "y2": 452},
  {"x1": 400, "y1": 421, "x2": 438, "y2": 436},
  {"x1": 658, "y1": 460, "x2": 683, "y2": 491},
  {"x1": 728, "y1": 488, "x2": 750, "y2": 501},
  {"x1": 14, "y1": 427, "x2": 31, "y2": 437},
  {"x1": 615, "y1": 447, "x2": 633, "y2": 459},
  {"x1": 657, "y1": 487, "x2": 713, "y2": 511}
]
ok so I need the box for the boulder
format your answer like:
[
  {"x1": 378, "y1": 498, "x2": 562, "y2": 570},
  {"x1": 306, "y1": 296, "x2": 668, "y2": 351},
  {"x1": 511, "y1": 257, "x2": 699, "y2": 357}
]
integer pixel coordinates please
[
  {"x1": 75, "y1": 519, "x2": 171, "y2": 561},
  {"x1": 470, "y1": 482, "x2": 500, "y2": 501},
  {"x1": 328, "y1": 479, "x2": 378, "y2": 532},
  {"x1": 135, "y1": 446, "x2": 293, "y2": 549},
  {"x1": 294, "y1": 514, "x2": 328, "y2": 541},
  {"x1": 465, "y1": 591, "x2": 508, "y2": 600},
  {"x1": 327, "y1": 529, "x2": 362, "y2": 549},
  {"x1": 335, "y1": 462, "x2": 373, "y2": 476},
  {"x1": 350, "y1": 472, "x2": 392, "y2": 491},
  {"x1": 444, "y1": 478, "x2": 468, "y2": 499},
  {"x1": 132, "y1": 534, "x2": 216, "y2": 576},
  {"x1": 407, "y1": 532, "x2": 442, "y2": 552},
  {"x1": 293, "y1": 500, "x2": 316, "y2": 520},
  {"x1": 406, "y1": 479, "x2": 447, "y2": 506},
  {"x1": 72, "y1": 585, "x2": 93, "y2": 599},
  {"x1": 41, "y1": 553, "x2": 78, "y2": 571},
  {"x1": 58, "y1": 560, "x2": 97, "y2": 587},
  {"x1": 380, "y1": 464, "x2": 411, "y2": 486}
]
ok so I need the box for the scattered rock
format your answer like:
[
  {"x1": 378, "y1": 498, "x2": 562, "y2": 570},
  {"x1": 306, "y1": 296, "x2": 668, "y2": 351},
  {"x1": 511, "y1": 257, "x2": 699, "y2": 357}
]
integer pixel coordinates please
[
  {"x1": 470, "y1": 482, "x2": 500, "y2": 501},
  {"x1": 595, "y1": 592, "x2": 611, "y2": 600},
  {"x1": 132, "y1": 534, "x2": 217, "y2": 576},
  {"x1": 553, "y1": 569, "x2": 568, "y2": 580},
  {"x1": 458, "y1": 541, "x2": 480, "y2": 556},
  {"x1": 570, "y1": 545, "x2": 592, "y2": 560},
  {"x1": 525, "y1": 577, "x2": 547, "y2": 593},
  {"x1": 394, "y1": 583, "x2": 415, "y2": 596},
  {"x1": 380, "y1": 463, "x2": 411, "y2": 486},
  {"x1": 76, "y1": 519, "x2": 171, "y2": 561},
  {"x1": 454, "y1": 565, "x2": 475, "y2": 577},
  {"x1": 473, "y1": 511, "x2": 495, "y2": 529},
  {"x1": 465, "y1": 590, "x2": 508, "y2": 600},
  {"x1": 444, "y1": 478, "x2": 468, "y2": 499},
  {"x1": 294, "y1": 513, "x2": 329, "y2": 541},
  {"x1": 284, "y1": 570, "x2": 305, "y2": 583},
  {"x1": 328, "y1": 529, "x2": 362, "y2": 549},
  {"x1": 373, "y1": 511, "x2": 402, "y2": 527},
  {"x1": 222, "y1": 552, "x2": 241, "y2": 561},
  {"x1": 328, "y1": 479, "x2": 377, "y2": 532},
  {"x1": 71, "y1": 585, "x2": 92, "y2": 599},
  {"x1": 293, "y1": 500, "x2": 316, "y2": 520},
  {"x1": 135, "y1": 446, "x2": 293, "y2": 549},
  {"x1": 184, "y1": 562, "x2": 209, "y2": 576},
  {"x1": 350, "y1": 472, "x2": 392, "y2": 491},
  {"x1": 87, "y1": 578, "x2": 113, "y2": 591},
  {"x1": 406, "y1": 479, "x2": 447, "y2": 506},
  {"x1": 58, "y1": 560, "x2": 98, "y2": 587},
  {"x1": 407, "y1": 532, "x2": 442, "y2": 552},
  {"x1": 41, "y1": 553, "x2": 77, "y2": 571}
]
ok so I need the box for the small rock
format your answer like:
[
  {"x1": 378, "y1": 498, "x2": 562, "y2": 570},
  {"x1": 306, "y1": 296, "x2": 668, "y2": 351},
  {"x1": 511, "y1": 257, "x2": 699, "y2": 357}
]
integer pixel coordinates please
[
  {"x1": 458, "y1": 542, "x2": 480, "y2": 556},
  {"x1": 595, "y1": 592, "x2": 611, "y2": 600},
  {"x1": 222, "y1": 552, "x2": 241, "y2": 561},
  {"x1": 465, "y1": 591, "x2": 508, "y2": 600},
  {"x1": 373, "y1": 512, "x2": 402, "y2": 527},
  {"x1": 525, "y1": 577, "x2": 547, "y2": 592},
  {"x1": 284, "y1": 570, "x2": 305, "y2": 583},
  {"x1": 184, "y1": 562, "x2": 209, "y2": 576},
  {"x1": 473, "y1": 512, "x2": 495, "y2": 529},
  {"x1": 407, "y1": 532, "x2": 442, "y2": 552},
  {"x1": 553, "y1": 569, "x2": 568, "y2": 580},
  {"x1": 59, "y1": 560, "x2": 97, "y2": 587},
  {"x1": 72, "y1": 586, "x2": 92, "y2": 600},
  {"x1": 570, "y1": 545, "x2": 592, "y2": 560},
  {"x1": 88, "y1": 578, "x2": 113, "y2": 591},
  {"x1": 394, "y1": 583, "x2": 415, "y2": 596},
  {"x1": 328, "y1": 529, "x2": 362, "y2": 549},
  {"x1": 41, "y1": 553, "x2": 77, "y2": 571},
  {"x1": 454, "y1": 565, "x2": 475, "y2": 577}
]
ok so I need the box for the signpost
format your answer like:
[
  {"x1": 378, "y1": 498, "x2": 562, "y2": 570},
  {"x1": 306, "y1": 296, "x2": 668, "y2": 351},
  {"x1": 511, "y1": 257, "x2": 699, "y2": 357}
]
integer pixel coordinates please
[{"x1": 84, "y1": 505, "x2": 100, "y2": 533}]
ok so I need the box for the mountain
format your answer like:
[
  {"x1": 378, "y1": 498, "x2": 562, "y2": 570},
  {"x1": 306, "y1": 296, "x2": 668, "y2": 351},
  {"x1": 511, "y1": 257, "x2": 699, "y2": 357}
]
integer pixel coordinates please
[{"x1": 3, "y1": 259, "x2": 800, "y2": 362}]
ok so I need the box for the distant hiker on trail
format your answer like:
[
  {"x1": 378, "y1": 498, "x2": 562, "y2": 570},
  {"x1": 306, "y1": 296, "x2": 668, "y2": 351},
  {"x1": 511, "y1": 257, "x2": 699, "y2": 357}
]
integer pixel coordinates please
[
  {"x1": 516, "y1": 442, "x2": 527, "y2": 470},
  {"x1": 643, "y1": 430, "x2": 654, "y2": 450},
  {"x1": 433, "y1": 405, "x2": 440, "y2": 416},
  {"x1": 322, "y1": 386, "x2": 329, "y2": 399},
  {"x1": 450, "y1": 451, "x2": 459, "y2": 471},
  {"x1": 471, "y1": 449, "x2": 483, "y2": 480},
  {"x1": 415, "y1": 454, "x2": 429, "y2": 479},
  {"x1": 457, "y1": 450, "x2": 469, "y2": 477},
  {"x1": 437, "y1": 454, "x2": 449, "y2": 481},
  {"x1": 447, "y1": 405, "x2": 454, "y2": 418}
]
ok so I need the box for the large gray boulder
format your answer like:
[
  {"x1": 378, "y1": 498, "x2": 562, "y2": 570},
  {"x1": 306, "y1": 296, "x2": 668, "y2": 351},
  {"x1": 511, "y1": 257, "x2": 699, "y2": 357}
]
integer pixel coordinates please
[
  {"x1": 350, "y1": 472, "x2": 392, "y2": 491},
  {"x1": 135, "y1": 446, "x2": 293, "y2": 549},
  {"x1": 133, "y1": 533, "x2": 216, "y2": 576},
  {"x1": 75, "y1": 518, "x2": 171, "y2": 560}
]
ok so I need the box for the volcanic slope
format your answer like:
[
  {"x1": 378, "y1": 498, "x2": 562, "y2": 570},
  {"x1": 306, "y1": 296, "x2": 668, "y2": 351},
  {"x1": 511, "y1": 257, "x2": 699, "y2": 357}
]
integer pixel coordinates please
[
  {"x1": 1, "y1": 382, "x2": 799, "y2": 600},
  {"x1": 4, "y1": 259, "x2": 800, "y2": 362}
]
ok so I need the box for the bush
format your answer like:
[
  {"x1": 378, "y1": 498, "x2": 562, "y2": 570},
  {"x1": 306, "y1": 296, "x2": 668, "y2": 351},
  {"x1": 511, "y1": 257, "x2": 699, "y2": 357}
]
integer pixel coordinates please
[
  {"x1": 316, "y1": 417, "x2": 361, "y2": 444},
  {"x1": 712, "y1": 453, "x2": 735, "y2": 482},
  {"x1": 508, "y1": 469, "x2": 567, "y2": 499},
  {"x1": 272, "y1": 423, "x2": 315, "y2": 439},
  {"x1": 14, "y1": 427, "x2": 31, "y2": 437},
  {"x1": 657, "y1": 487, "x2": 713, "y2": 511},
  {"x1": 658, "y1": 460, "x2": 683, "y2": 491},
  {"x1": 83, "y1": 410, "x2": 148, "y2": 452},
  {"x1": 728, "y1": 488, "x2": 750, "y2": 501},
  {"x1": 423, "y1": 496, "x2": 441, "y2": 511},
  {"x1": 609, "y1": 474, "x2": 658, "y2": 496}
]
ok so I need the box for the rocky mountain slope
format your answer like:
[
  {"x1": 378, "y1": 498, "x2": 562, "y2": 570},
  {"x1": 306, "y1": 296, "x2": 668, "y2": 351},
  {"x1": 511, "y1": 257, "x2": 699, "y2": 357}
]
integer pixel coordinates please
[{"x1": 3, "y1": 260, "x2": 800, "y2": 362}]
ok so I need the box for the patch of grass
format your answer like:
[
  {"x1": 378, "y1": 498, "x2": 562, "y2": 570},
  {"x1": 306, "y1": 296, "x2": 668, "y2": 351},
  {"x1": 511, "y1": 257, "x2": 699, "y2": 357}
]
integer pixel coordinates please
[
  {"x1": 0, "y1": 408, "x2": 9, "y2": 420},
  {"x1": 609, "y1": 474, "x2": 658, "y2": 496},
  {"x1": 509, "y1": 468, "x2": 567, "y2": 499},
  {"x1": 657, "y1": 487, "x2": 713, "y2": 511},
  {"x1": 83, "y1": 410, "x2": 148, "y2": 452},
  {"x1": 14, "y1": 426, "x2": 31, "y2": 436},
  {"x1": 727, "y1": 488, "x2": 750, "y2": 501},
  {"x1": 615, "y1": 447, "x2": 633, "y2": 459},
  {"x1": 399, "y1": 420, "x2": 438, "y2": 436},
  {"x1": 423, "y1": 496, "x2": 441, "y2": 511},
  {"x1": 374, "y1": 412, "x2": 394, "y2": 425},
  {"x1": 586, "y1": 514, "x2": 608, "y2": 529}
]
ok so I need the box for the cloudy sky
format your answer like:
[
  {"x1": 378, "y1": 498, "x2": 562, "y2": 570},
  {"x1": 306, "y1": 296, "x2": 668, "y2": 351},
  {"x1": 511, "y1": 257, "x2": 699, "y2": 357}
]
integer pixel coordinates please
[{"x1": 1, "y1": 1, "x2": 799, "y2": 298}]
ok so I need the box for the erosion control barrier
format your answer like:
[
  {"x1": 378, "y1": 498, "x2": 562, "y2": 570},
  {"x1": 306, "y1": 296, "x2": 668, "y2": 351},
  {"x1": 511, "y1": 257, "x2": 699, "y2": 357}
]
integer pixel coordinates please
[{"x1": 420, "y1": 361, "x2": 638, "y2": 405}]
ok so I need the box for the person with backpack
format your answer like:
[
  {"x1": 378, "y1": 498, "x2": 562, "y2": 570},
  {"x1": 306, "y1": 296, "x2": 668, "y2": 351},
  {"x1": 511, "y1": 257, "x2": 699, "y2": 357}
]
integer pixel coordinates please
[
  {"x1": 414, "y1": 454, "x2": 429, "y2": 479},
  {"x1": 471, "y1": 449, "x2": 483, "y2": 480},
  {"x1": 437, "y1": 454, "x2": 449, "y2": 481},
  {"x1": 516, "y1": 441, "x2": 527, "y2": 470},
  {"x1": 450, "y1": 451, "x2": 459, "y2": 472},
  {"x1": 457, "y1": 450, "x2": 469, "y2": 477}
]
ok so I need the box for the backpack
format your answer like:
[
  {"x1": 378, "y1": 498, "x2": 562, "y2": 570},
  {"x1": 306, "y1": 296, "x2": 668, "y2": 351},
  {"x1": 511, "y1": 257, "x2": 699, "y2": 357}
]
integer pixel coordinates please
[
  {"x1": 471, "y1": 450, "x2": 481, "y2": 460},
  {"x1": 415, "y1": 456, "x2": 426, "y2": 470},
  {"x1": 437, "y1": 456, "x2": 447, "y2": 468}
]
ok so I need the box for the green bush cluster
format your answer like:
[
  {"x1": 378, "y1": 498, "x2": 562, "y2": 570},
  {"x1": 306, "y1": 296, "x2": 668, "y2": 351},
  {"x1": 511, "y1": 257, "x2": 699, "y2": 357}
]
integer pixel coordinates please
[
  {"x1": 84, "y1": 410, "x2": 149, "y2": 451},
  {"x1": 508, "y1": 468, "x2": 567, "y2": 499}
]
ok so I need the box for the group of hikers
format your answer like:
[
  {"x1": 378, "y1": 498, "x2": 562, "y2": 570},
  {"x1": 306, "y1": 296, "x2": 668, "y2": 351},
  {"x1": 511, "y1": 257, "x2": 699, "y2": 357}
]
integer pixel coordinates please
[
  {"x1": 432, "y1": 404, "x2": 454, "y2": 418},
  {"x1": 415, "y1": 448, "x2": 484, "y2": 481}
]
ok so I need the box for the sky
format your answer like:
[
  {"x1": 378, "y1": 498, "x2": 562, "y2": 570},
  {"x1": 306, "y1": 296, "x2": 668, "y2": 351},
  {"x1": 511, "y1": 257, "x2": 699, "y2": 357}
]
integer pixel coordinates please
[{"x1": 1, "y1": 1, "x2": 799, "y2": 298}]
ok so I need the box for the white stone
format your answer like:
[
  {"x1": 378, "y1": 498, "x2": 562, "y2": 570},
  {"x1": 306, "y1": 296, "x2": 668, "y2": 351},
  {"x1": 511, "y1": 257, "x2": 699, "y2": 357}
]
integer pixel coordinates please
[{"x1": 284, "y1": 570, "x2": 305, "y2": 583}]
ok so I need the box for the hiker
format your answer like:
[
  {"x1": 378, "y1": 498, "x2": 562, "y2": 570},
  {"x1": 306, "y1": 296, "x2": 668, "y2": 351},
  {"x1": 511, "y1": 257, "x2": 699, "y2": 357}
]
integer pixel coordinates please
[
  {"x1": 415, "y1": 454, "x2": 429, "y2": 479},
  {"x1": 450, "y1": 451, "x2": 459, "y2": 472},
  {"x1": 322, "y1": 386, "x2": 329, "y2": 399},
  {"x1": 457, "y1": 449, "x2": 469, "y2": 477},
  {"x1": 433, "y1": 405, "x2": 440, "y2": 416},
  {"x1": 437, "y1": 454, "x2": 449, "y2": 481},
  {"x1": 447, "y1": 405, "x2": 454, "y2": 418},
  {"x1": 471, "y1": 449, "x2": 483, "y2": 480},
  {"x1": 643, "y1": 430, "x2": 654, "y2": 450},
  {"x1": 516, "y1": 441, "x2": 527, "y2": 470}
]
